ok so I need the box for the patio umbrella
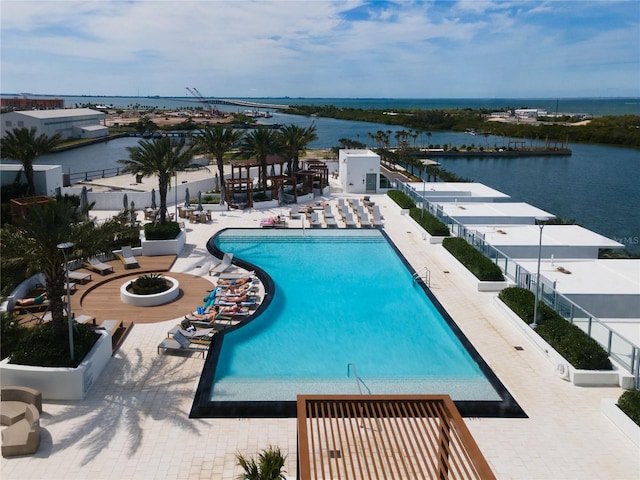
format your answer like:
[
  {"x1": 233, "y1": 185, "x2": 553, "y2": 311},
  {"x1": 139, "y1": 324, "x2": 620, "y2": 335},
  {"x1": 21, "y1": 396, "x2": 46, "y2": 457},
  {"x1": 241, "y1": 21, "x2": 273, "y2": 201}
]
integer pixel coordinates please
[
  {"x1": 219, "y1": 186, "x2": 225, "y2": 206},
  {"x1": 130, "y1": 201, "x2": 136, "y2": 225},
  {"x1": 185, "y1": 187, "x2": 190, "y2": 207},
  {"x1": 270, "y1": 163, "x2": 276, "y2": 178},
  {"x1": 123, "y1": 193, "x2": 128, "y2": 211},
  {"x1": 214, "y1": 173, "x2": 219, "y2": 191},
  {"x1": 278, "y1": 183, "x2": 284, "y2": 206},
  {"x1": 197, "y1": 190, "x2": 203, "y2": 211},
  {"x1": 150, "y1": 188, "x2": 157, "y2": 210},
  {"x1": 80, "y1": 185, "x2": 89, "y2": 212}
]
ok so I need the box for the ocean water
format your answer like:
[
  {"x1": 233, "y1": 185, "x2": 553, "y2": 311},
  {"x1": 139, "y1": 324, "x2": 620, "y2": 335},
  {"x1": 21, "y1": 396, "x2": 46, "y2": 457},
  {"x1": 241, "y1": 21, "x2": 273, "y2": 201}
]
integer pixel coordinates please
[{"x1": 5, "y1": 94, "x2": 638, "y2": 116}]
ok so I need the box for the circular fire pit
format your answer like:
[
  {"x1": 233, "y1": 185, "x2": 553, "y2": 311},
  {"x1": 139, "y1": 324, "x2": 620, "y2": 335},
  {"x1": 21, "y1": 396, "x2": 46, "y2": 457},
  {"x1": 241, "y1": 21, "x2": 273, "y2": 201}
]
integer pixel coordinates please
[{"x1": 120, "y1": 276, "x2": 180, "y2": 306}]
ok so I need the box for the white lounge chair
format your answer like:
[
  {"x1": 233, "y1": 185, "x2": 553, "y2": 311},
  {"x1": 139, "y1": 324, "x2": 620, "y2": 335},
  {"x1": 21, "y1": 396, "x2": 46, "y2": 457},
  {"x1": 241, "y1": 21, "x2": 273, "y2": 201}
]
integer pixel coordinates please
[
  {"x1": 68, "y1": 270, "x2": 92, "y2": 284},
  {"x1": 83, "y1": 257, "x2": 114, "y2": 275},
  {"x1": 209, "y1": 253, "x2": 234, "y2": 276},
  {"x1": 117, "y1": 246, "x2": 139, "y2": 269},
  {"x1": 370, "y1": 205, "x2": 384, "y2": 227},
  {"x1": 157, "y1": 330, "x2": 208, "y2": 358},
  {"x1": 310, "y1": 211, "x2": 323, "y2": 228},
  {"x1": 343, "y1": 212, "x2": 358, "y2": 228}
]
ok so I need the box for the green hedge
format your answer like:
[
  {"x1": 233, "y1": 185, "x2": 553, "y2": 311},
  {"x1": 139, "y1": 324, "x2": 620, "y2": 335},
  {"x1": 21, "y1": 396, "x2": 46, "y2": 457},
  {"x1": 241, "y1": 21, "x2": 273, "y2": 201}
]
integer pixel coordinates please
[
  {"x1": 386, "y1": 190, "x2": 415, "y2": 209},
  {"x1": 144, "y1": 221, "x2": 181, "y2": 240},
  {"x1": 442, "y1": 237, "x2": 504, "y2": 281},
  {"x1": 409, "y1": 207, "x2": 450, "y2": 237},
  {"x1": 498, "y1": 287, "x2": 612, "y2": 370},
  {"x1": 386, "y1": 190, "x2": 450, "y2": 236},
  {"x1": 617, "y1": 390, "x2": 640, "y2": 426}
]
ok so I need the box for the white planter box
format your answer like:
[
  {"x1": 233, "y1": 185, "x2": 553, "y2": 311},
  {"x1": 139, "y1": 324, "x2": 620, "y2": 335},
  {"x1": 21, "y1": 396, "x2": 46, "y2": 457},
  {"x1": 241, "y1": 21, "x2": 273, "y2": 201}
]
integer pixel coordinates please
[
  {"x1": 601, "y1": 398, "x2": 640, "y2": 448},
  {"x1": 0, "y1": 331, "x2": 112, "y2": 400},
  {"x1": 120, "y1": 276, "x2": 180, "y2": 306},
  {"x1": 441, "y1": 246, "x2": 510, "y2": 292},
  {"x1": 141, "y1": 230, "x2": 185, "y2": 256},
  {"x1": 494, "y1": 297, "x2": 623, "y2": 387}
]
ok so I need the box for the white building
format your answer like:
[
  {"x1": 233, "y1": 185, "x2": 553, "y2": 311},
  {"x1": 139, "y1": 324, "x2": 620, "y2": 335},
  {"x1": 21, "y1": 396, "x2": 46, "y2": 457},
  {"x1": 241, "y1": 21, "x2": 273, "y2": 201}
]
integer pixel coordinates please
[
  {"x1": 1, "y1": 108, "x2": 108, "y2": 140},
  {"x1": 338, "y1": 149, "x2": 381, "y2": 194}
]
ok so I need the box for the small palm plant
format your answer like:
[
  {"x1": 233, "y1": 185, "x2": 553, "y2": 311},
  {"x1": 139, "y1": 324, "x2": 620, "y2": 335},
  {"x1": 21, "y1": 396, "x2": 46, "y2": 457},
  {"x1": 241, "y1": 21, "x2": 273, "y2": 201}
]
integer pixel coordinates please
[
  {"x1": 129, "y1": 273, "x2": 168, "y2": 295},
  {"x1": 235, "y1": 446, "x2": 287, "y2": 480}
]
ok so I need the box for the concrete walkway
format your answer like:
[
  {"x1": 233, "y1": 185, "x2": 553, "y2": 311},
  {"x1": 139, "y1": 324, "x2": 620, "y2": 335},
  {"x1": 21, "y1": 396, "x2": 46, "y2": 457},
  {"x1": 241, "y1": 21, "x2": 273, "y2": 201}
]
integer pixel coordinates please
[{"x1": 1, "y1": 191, "x2": 638, "y2": 479}]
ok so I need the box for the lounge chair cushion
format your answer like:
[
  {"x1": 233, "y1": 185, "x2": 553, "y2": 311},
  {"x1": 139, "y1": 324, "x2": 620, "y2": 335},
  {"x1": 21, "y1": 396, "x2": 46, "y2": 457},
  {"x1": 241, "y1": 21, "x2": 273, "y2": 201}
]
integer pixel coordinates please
[{"x1": 173, "y1": 330, "x2": 191, "y2": 349}]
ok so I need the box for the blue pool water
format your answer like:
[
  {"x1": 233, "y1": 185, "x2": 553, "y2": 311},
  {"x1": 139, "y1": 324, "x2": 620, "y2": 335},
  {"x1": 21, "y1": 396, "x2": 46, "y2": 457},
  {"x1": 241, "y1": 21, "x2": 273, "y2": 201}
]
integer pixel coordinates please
[{"x1": 208, "y1": 229, "x2": 501, "y2": 403}]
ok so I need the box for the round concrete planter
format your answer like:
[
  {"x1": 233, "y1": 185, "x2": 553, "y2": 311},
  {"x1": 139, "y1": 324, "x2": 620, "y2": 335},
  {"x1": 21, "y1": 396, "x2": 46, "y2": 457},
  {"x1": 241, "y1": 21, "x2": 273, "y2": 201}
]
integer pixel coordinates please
[{"x1": 120, "y1": 276, "x2": 180, "y2": 306}]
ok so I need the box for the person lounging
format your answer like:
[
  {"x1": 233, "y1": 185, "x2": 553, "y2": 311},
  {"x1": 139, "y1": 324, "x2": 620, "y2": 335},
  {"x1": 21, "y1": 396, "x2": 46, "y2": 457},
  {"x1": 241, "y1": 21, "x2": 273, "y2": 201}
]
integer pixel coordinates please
[
  {"x1": 216, "y1": 276, "x2": 252, "y2": 286},
  {"x1": 16, "y1": 292, "x2": 48, "y2": 306},
  {"x1": 187, "y1": 304, "x2": 247, "y2": 323}
]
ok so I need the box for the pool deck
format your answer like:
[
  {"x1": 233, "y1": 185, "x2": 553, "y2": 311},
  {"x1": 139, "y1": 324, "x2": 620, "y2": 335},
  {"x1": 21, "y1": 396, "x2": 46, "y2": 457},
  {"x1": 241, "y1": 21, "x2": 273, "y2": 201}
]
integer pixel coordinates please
[{"x1": 2, "y1": 187, "x2": 639, "y2": 479}]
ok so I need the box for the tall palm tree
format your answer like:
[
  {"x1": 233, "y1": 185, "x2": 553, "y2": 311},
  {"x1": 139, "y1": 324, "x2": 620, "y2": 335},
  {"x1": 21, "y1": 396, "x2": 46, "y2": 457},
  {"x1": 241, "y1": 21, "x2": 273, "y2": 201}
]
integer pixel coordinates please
[
  {"x1": 278, "y1": 123, "x2": 318, "y2": 174},
  {"x1": 1, "y1": 199, "x2": 114, "y2": 342},
  {"x1": 239, "y1": 128, "x2": 280, "y2": 191},
  {"x1": 193, "y1": 125, "x2": 244, "y2": 190},
  {"x1": 235, "y1": 446, "x2": 287, "y2": 480},
  {"x1": 119, "y1": 137, "x2": 195, "y2": 224},
  {"x1": 0, "y1": 127, "x2": 62, "y2": 195}
]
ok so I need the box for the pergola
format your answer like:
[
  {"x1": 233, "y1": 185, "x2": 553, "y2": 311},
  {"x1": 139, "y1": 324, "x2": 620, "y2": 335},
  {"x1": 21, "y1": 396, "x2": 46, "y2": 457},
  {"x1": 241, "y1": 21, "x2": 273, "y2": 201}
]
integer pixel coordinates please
[
  {"x1": 297, "y1": 395, "x2": 495, "y2": 480},
  {"x1": 224, "y1": 178, "x2": 253, "y2": 209}
]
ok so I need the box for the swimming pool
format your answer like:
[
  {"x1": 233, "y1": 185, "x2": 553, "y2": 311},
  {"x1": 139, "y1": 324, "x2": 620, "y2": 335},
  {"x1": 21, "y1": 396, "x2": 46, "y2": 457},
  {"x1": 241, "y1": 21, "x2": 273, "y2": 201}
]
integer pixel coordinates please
[{"x1": 191, "y1": 229, "x2": 523, "y2": 418}]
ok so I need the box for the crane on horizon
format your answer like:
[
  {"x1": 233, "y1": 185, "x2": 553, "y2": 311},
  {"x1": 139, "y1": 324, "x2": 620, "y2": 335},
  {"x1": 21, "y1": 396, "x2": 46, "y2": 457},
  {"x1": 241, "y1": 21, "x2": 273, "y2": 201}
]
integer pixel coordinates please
[{"x1": 185, "y1": 87, "x2": 221, "y2": 117}]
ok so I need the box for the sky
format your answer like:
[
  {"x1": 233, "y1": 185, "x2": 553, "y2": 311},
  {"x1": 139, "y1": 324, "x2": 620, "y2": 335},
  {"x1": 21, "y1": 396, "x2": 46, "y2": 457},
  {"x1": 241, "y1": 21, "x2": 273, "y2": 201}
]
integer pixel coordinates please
[{"x1": 1, "y1": 0, "x2": 639, "y2": 99}]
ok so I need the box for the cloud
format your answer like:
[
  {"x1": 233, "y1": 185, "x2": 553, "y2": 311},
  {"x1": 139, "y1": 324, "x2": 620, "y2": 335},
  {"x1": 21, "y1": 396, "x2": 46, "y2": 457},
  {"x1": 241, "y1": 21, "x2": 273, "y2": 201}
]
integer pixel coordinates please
[{"x1": 1, "y1": 0, "x2": 638, "y2": 97}]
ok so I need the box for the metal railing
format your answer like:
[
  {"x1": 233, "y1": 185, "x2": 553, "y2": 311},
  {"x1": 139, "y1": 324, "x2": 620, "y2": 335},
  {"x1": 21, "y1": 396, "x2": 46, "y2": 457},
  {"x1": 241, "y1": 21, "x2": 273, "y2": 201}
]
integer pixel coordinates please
[{"x1": 398, "y1": 181, "x2": 640, "y2": 385}]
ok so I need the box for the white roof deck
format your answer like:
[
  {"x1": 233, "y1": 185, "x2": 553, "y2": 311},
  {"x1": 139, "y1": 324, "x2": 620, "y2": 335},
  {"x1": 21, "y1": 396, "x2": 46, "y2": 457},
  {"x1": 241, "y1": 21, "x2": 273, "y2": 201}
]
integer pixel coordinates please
[
  {"x1": 407, "y1": 182, "x2": 510, "y2": 202},
  {"x1": 14, "y1": 108, "x2": 104, "y2": 120},
  {"x1": 517, "y1": 258, "x2": 640, "y2": 296},
  {"x1": 472, "y1": 224, "x2": 624, "y2": 259},
  {"x1": 439, "y1": 202, "x2": 554, "y2": 224}
]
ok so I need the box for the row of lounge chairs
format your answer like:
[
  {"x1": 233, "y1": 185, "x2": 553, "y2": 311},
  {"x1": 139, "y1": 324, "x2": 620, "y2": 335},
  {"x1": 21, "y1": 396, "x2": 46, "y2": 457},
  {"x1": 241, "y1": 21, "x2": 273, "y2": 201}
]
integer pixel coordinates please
[{"x1": 158, "y1": 271, "x2": 259, "y2": 358}]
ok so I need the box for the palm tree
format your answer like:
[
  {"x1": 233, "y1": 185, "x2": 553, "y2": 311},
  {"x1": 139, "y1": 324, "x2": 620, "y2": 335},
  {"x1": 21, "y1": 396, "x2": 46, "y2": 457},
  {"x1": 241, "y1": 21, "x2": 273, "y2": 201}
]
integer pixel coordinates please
[
  {"x1": 278, "y1": 123, "x2": 318, "y2": 174},
  {"x1": 1, "y1": 127, "x2": 62, "y2": 195},
  {"x1": 193, "y1": 125, "x2": 244, "y2": 191},
  {"x1": 119, "y1": 137, "x2": 195, "y2": 224},
  {"x1": 1, "y1": 199, "x2": 115, "y2": 343},
  {"x1": 239, "y1": 128, "x2": 280, "y2": 191},
  {"x1": 235, "y1": 446, "x2": 287, "y2": 480}
]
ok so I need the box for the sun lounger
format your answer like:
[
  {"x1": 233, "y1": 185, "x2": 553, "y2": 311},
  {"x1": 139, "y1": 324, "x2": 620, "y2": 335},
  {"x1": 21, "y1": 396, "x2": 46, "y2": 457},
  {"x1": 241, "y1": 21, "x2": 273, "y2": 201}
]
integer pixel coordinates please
[
  {"x1": 216, "y1": 271, "x2": 255, "y2": 280},
  {"x1": 208, "y1": 252, "x2": 234, "y2": 276},
  {"x1": 370, "y1": 205, "x2": 383, "y2": 227},
  {"x1": 157, "y1": 330, "x2": 208, "y2": 358},
  {"x1": 342, "y1": 212, "x2": 358, "y2": 228},
  {"x1": 260, "y1": 217, "x2": 288, "y2": 228},
  {"x1": 83, "y1": 257, "x2": 114, "y2": 275},
  {"x1": 325, "y1": 215, "x2": 338, "y2": 228},
  {"x1": 289, "y1": 205, "x2": 302, "y2": 219},
  {"x1": 310, "y1": 211, "x2": 323, "y2": 228},
  {"x1": 116, "y1": 246, "x2": 139, "y2": 269},
  {"x1": 68, "y1": 271, "x2": 92, "y2": 284},
  {"x1": 168, "y1": 324, "x2": 216, "y2": 343}
]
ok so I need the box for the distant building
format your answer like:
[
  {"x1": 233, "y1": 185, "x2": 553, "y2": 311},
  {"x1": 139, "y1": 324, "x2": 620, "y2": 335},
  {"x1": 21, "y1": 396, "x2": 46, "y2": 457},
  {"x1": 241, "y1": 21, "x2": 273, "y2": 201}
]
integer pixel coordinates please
[
  {"x1": 1, "y1": 96, "x2": 64, "y2": 110},
  {"x1": 1, "y1": 108, "x2": 108, "y2": 140}
]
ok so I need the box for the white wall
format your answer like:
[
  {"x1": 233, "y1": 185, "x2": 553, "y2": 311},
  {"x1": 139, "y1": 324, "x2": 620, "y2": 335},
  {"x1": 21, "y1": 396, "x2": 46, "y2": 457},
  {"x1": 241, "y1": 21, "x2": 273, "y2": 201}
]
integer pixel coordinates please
[{"x1": 338, "y1": 149, "x2": 380, "y2": 194}]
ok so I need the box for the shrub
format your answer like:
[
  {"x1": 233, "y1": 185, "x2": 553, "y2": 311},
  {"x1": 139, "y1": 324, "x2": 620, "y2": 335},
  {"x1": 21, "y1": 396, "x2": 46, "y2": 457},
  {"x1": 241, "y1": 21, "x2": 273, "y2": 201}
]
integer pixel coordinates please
[
  {"x1": 617, "y1": 390, "x2": 640, "y2": 426},
  {"x1": 387, "y1": 190, "x2": 415, "y2": 210},
  {"x1": 409, "y1": 207, "x2": 450, "y2": 237},
  {"x1": 498, "y1": 287, "x2": 613, "y2": 370},
  {"x1": 129, "y1": 273, "x2": 169, "y2": 295},
  {"x1": 144, "y1": 221, "x2": 181, "y2": 240},
  {"x1": 9, "y1": 322, "x2": 100, "y2": 368},
  {"x1": 1, "y1": 312, "x2": 29, "y2": 360},
  {"x1": 442, "y1": 237, "x2": 504, "y2": 281}
]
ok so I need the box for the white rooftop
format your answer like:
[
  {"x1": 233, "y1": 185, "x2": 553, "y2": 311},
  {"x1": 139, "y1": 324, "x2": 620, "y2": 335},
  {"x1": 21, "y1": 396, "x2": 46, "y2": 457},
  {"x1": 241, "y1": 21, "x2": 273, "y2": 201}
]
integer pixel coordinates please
[
  {"x1": 11, "y1": 108, "x2": 104, "y2": 119},
  {"x1": 439, "y1": 202, "x2": 554, "y2": 223},
  {"x1": 407, "y1": 182, "x2": 510, "y2": 200},
  {"x1": 473, "y1": 224, "x2": 624, "y2": 250},
  {"x1": 517, "y1": 258, "x2": 640, "y2": 296}
]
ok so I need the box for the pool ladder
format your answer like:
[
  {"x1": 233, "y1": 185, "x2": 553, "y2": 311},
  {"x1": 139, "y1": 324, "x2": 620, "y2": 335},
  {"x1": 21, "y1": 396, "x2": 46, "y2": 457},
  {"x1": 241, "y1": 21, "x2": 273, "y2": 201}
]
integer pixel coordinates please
[
  {"x1": 347, "y1": 363, "x2": 371, "y2": 395},
  {"x1": 413, "y1": 267, "x2": 431, "y2": 287}
]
